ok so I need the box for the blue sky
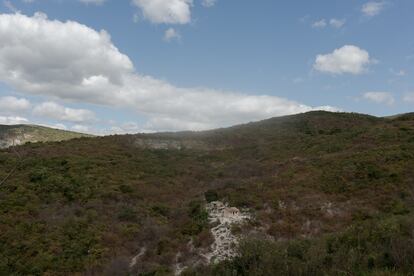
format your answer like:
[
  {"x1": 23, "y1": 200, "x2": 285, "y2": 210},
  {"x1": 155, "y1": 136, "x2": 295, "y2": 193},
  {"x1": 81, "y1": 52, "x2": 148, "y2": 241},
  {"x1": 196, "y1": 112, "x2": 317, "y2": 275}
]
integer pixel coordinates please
[{"x1": 0, "y1": 0, "x2": 413, "y2": 134}]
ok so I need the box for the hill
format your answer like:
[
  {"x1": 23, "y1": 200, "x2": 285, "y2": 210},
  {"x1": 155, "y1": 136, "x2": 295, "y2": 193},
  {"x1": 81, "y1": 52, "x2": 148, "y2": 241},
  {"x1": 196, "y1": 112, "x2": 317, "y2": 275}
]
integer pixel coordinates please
[
  {"x1": 1, "y1": 111, "x2": 414, "y2": 275},
  {"x1": 0, "y1": 124, "x2": 92, "y2": 148}
]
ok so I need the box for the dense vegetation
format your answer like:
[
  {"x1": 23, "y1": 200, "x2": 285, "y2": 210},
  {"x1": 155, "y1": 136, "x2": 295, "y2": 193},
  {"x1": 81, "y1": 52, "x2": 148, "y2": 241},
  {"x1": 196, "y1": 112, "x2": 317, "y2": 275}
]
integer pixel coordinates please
[{"x1": 1, "y1": 111, "x2": 414, "y2": 275}]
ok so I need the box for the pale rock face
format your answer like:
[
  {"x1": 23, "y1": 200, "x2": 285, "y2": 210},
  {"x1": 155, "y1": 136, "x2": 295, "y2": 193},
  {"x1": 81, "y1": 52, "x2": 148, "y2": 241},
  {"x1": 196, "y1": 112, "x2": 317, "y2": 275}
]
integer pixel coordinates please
[
  {"x1": 134, "y1": 138, "x2": 182, "y2": 150},
  {"x1": 173, "y1": 201, "x2": 251, "y2": 275},
  {"x1": 0, "y1": 137, "x2": 22, "y2": 149},
  {"x1": 203, "y1": 201, "x2": 250, "y2": 263},
  {"x1": 129, "y1": 247, "x2": 146, "y2": 268}
]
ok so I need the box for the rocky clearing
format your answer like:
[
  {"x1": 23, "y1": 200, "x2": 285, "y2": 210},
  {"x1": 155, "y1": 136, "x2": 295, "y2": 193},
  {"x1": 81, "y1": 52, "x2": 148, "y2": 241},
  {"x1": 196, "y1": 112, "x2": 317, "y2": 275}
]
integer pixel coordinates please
[{"x1": 173, "y1": 201, "x2": 251, "y2": 275}]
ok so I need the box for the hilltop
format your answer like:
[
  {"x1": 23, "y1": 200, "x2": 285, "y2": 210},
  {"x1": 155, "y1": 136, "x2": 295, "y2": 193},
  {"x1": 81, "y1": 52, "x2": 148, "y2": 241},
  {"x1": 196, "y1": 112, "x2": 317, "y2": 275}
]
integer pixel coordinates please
[
  {"x1": 0, "y1": 124, "x2": 92, "y2": 148},
  {"x1": 1, "y1": 111, "x2": 414, "y2": 275}
]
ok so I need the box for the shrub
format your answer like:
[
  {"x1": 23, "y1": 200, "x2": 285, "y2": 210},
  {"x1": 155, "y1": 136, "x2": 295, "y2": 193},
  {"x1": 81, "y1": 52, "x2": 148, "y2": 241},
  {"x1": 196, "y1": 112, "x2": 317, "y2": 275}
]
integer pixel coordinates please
[
  {"x1": 118, "y1": 207, "x2": 137, "y2": 222},
  {"x1": 119, "y1": 184, "x2": 133, "y2": 194},
  {"x1": 151, "y1": 204, "x2": 170, "y2": 217},
  {"x1": 182, "y1": 201, "x2": 209, "y2": 236},
  {"x1": 204, "y1": 190, "x2": 219, "y2": 203}
]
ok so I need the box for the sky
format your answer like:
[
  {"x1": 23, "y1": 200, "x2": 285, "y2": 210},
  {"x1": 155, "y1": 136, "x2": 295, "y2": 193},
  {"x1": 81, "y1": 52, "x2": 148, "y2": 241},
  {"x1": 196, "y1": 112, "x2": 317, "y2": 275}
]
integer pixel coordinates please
[{"x1": 0, "y1": 0, "x2": 413, "y2": 134}]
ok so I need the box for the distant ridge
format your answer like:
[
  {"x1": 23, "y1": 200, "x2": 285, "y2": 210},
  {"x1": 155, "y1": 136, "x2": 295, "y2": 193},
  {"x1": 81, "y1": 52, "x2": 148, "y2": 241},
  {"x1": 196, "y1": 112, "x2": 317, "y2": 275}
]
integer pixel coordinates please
[{"x1": 0, "y1": 124, "x2": 92, "y2": 148}]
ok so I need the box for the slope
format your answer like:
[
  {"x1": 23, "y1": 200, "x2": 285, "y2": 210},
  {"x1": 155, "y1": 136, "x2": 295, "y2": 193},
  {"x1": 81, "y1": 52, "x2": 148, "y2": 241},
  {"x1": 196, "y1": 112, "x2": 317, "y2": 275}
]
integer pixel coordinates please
[
  {"x1": 0, "y1": 111, "x2": 414, "y2": 275},
  {"x1": 0, "y1": 124, "x2": 93, "y2": 148}
]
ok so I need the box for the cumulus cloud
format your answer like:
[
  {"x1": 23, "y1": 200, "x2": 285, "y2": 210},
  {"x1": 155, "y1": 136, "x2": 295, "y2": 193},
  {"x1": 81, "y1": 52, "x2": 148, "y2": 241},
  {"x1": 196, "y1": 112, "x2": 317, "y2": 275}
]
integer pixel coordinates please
[
  {"x1": 105, "y1": 121, "x2": 144, "y2": 135},
  {"x1": 0, "y1": 13, "x2": 337, "y2": 131},
  {"x1": 0, "y1": 116, "x2": 29, "y2": 125},
  {"x1": 131, "y1": 0, "x2": 193, "y2": 24},
  {"x1": 202, "y1": 0, "x2": 216, "y2": 8},
  {"x1": 0, "y1": 96, "x2": 31, "y2": 115},
  {"x1": 163, "y1": 28, "x2": 180, "y2": 42},
  {"x1": 33, "y1": 102, "x2": 96, "y2": 123},
  {"x1": 312, "y1": 18, "x2": 345, "y2": 29},
  {"x1": 362, "y1": 1, "x2": 385, "y2": 17},
  {"x1": 0, "y1": 12, "x2": 133, "y2": 103},
  {"x1": 314, "y1": 45, "x2": 373, "y2": 75},
  {"x1": 403, "y1": 93, "x2": 414, "y2": 103},
  {"x1": 390, "y1": 69, "x2": 406, "y2": 77},
  {"x1": 72, "y1": 124, "x2": 90, "y2": 133},
  {"x1": 363, "y1": 92, "x2": 395, "y2": 105},
  {"x1": 52, "y1": 123, "x2": 67, "y2": 130},
  {"x1": 79, "y1": 0, "x2": 106, "y2": 5},
  {"x1": 329, "y1": 18, "x2": 346, "y2": 28},
  {"x1": 312, "y1": 19, "x2": 327, "y2": 28}
]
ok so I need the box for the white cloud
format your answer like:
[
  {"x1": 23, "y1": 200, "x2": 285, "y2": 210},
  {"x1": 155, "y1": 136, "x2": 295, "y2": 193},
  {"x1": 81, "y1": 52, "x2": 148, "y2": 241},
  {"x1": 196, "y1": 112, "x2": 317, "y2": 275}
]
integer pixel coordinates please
[
  {"x1": 105, "y1": 121, "x2": 144, "y2": 134},
  {"x1": 314, "y1": 45, "x2": 373, "y2": 75},
  {"x1": 202, "y1": 0, "x2": 216, "y2": 8},
  {"x1": 0, "y1": 116, "x2": 28, "y2": 125},
  {"x1": 0, "y1": 96, "x2": 31, "y2": 115},
  {"x1": 0, "y1": 12, "x2": 134, "y2": 103},
  {"x1": 133, "y1": 13, "x2": 140, "y2": 23},
  {"x1": 53, "y1": 123, "x2": 67, "y2": 130},
  {"x1": 329, "y1": 18, "x2": 346, "y2": 28},
  {"x1": 163, "y1": 28, "x2": 180, "y2": 42},
  {"x1": 72, "y1": 124, "x2": 90, "y2": 133},
  {"x1": 362, "y1": 1, "x2": 385, "y2": 17},
  {"x1": 79, "y1": 0, "x2": 105, "y2": 5},
  {"x1": 131, "y1": 0, "x2": 193, "y2": 24},
  {"x1": 33, "y1": 102, "x2": 96, "y2": 123},
  {"x1": 312, "y1": 18, "x2": 345, "y2": 29},
  {"x1": 390, "y1": 69, "x2": 406, "y2": 76},
  {"x1": 363, "y1": 92, "x2": 395, "y2": 105},
  {"x1": 312, "y1": 19, "x2": 327, "y2": 28},
  {"x1": 403, "y1": 93, "x2": 414, "y2": 103},
  {"x1": 0, "y1": 13, "x2": 337, "y2": 132}
]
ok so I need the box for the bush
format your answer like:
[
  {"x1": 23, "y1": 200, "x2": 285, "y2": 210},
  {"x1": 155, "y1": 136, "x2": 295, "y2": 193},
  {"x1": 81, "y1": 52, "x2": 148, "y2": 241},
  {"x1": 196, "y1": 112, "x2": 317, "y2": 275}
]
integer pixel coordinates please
[
  {"x1": 151, "y1": 204, "x2": 170, "y2": 217},
  {"x1": 204, "y1": 190, "x2": 219, "y2": 203},
  {"x1": 208, "y1": 215, "x2": 414, "y2": 275},
  {"x1": 182, "y1": 201, "x2": 209, "y2": 236},
  {"x1": 118, "y1": 207, "x2": 137, "y2": 222}
]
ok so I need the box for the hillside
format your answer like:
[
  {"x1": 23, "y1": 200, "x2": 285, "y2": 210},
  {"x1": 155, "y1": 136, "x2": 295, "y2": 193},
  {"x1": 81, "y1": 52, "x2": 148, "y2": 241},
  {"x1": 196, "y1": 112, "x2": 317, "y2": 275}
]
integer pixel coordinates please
[
  {"x1": 0, "y1": 124, "x2": 92, "y2": 148},
  {"x1": 1, "y1": 111, "x2": 414, "y2": 275}
]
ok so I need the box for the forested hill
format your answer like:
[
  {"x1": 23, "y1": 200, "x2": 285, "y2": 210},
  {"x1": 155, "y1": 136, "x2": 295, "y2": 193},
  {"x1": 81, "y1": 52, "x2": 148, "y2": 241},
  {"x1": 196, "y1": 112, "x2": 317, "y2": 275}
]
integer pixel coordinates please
[{"x1": 1, "y1": 111, "x2": 414, "y2": 275}]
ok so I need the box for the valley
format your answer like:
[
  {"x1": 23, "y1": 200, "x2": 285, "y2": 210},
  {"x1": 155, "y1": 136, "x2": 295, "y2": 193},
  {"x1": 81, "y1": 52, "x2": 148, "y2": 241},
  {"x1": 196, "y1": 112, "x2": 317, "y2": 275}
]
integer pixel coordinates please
[{"x1": 1, "y1": 111, "x2": 414, "y2": 275}]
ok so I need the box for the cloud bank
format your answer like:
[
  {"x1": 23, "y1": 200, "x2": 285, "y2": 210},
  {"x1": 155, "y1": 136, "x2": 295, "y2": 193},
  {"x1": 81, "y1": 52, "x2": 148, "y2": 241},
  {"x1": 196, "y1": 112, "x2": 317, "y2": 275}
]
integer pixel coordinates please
[
  {"x1": 363, "y1": 92, "x2": 395, "y2": 105},
  {"x1": 0, "y1": 13, "x2": 336, "y2": 132}
]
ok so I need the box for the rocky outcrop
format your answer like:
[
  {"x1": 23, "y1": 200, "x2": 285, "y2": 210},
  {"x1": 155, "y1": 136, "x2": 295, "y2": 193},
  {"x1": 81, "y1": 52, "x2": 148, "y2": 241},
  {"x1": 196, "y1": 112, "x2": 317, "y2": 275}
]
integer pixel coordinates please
[
  {"x1": 0, "y1": 125, "x2": 90, "y2": 149},
  {"x1": 0, "y1": 137, "x2": 23, "y2": 149},
  {"x1": 172, "y1": 201, "x2": 251, "y2": 275},
  {"x1": 203, "y1": 201, "x2": 250, "y2": 263},
  {"x1": 134, "y1": 138, "x2": 183, "y2": 150},
  {"x1": 133, "y1": 137, "x2": 229, "y2": 151}
]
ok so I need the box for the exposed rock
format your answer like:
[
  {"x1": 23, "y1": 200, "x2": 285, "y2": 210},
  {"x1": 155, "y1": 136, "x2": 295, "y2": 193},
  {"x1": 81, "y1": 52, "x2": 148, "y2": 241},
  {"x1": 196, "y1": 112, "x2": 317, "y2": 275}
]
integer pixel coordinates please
[
  {"x1": 134, "y1": 138, "x2": 183, "y2": 150},
  {"x1": 173, "y1": 201, "x2": 251, "y2": 275},
  {"x1": 278, "y1": 200, "x2": 287, "y2": 210},
  {"x1": 133, "y1": 137, "x2": 228, "y2": 151},
  {"x1": 321, "y1": 202, "x2": 342, "y2": 218},
  {"x1": 203, "y1": 201, "x2": 250, "y2": 264},
  {"x1": 129, "y1": 247, "x2": 146, "y2": 268},
  {"x1": 0, "y1": 137, "x2": 23, "y2": 149}
]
